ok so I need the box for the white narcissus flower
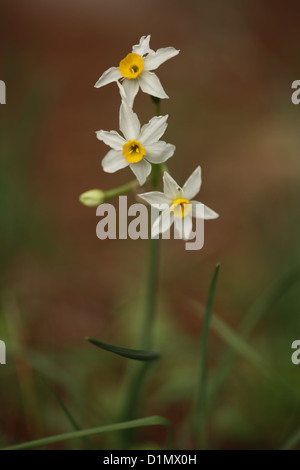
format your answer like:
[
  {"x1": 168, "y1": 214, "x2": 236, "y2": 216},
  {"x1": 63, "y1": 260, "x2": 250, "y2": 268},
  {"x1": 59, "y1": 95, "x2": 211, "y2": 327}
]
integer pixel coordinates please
[
  {"x1": 139, "y1": 167, "x2": 219, "y2": 240},
  {"x1": 95, "y1": 35, "x2": 180, "y2": 107},
  {"x1": 96, "y1": 100, "x2": 175, "y2": 186}
]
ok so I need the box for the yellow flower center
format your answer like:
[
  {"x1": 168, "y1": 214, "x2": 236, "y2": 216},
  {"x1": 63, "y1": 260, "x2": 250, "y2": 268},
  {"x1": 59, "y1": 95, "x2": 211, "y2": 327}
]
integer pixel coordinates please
[
  {"x1": 122, "y1": 140, "x2": 146, "y2": 163},
  {"x1": 119, "y1": 53, "x2": 144, "y2": 79},
  {"x1": 171, "y1": 198, "x2": 191, "y2": 218}
]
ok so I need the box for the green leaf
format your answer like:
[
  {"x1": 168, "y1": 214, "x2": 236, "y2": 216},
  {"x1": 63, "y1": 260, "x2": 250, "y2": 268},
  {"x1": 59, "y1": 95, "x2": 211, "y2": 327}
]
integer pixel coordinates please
[
  {"x1": 1, "y1": 416, "x2": 171, "y2": 450},
  {"x1": 194, "y1": 263, "x2": 220, "y2": 449},
  {"x1": 86, "y1": 337, "x2": 161, "y2": 362}
]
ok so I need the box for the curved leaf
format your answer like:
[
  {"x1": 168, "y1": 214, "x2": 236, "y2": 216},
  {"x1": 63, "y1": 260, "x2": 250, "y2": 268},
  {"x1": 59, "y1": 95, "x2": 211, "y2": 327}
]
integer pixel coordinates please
[{"x1": 86, "y1": 337, "x2": 161, "y2": 361}]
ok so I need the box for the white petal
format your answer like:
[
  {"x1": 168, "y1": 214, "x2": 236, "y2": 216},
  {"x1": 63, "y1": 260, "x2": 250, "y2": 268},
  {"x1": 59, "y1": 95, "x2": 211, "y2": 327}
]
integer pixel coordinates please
[
  {"x1": 96, "y1": 130, "x2": 125, "y2": 150},
  {"x1": 143, "y1": 47, "x2": 180, "y2": 71},
  {"x1": 117, "y1": 81, "x2": 127, "y2": 101},
  {"x1": 183, "y1": 213, "x2": 193, "y2": 240},
  {"x1": 132, "y1": 35, "x2": 153, "y2": 56},
  {"x1": 152, "y1": 208, "x2": 174, "y2": 238},
  {"x1": 191, "y1": 201, "x2": 219, "y2": 219},
  {"x1": 94, "y1": 67, "x2": 121, "y2": 88},
  {"x1": 122, "y1": 79, "x2": 140, "y2": 107},
  {"x1": 183, "y1": 166, "x2": 202, "y2": 200},
  {"x1": 145, "y1": 142, "x2": 175, "y2": 164},
  {"x1": 119, "y1": 100, "x2": 141, "y2": 140},
  {"x1": 102, "y1": 149, "x2": 128, "y2": 173},
  {"x1": 129, "y1": 159, "x2": 151, "y2": 186},
  {"x1": 191, "y1": 201, "x2": 204, "y2": 219},
  {"x1": 163, "y1": 171, "x2": 183, "y2": 200},
  {"x1": 138, "y1": 191, "x2": 171, "y2": 206},
  {"x1": 138, "y1": 71, "x2": 169, "y2": 99},
  {"x1": 139, "y1": 115, "x2": 168, "y2": 145}
]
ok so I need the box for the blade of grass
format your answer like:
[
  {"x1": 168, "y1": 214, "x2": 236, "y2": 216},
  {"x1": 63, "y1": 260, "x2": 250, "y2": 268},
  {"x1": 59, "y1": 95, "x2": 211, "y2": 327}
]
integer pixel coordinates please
[
  {"x1": 86, "y1": 338, "x2": 161, "y2": 361},
  {"x1": 190, "y1": 302, "x2": 266, "y2": 374},
  {"x1": 281, "y1": 426, "x2": 300, "y2": 450},
  {"x1": 191, "y1": 300, "x2": 300, "y2": 427},
  {"x1": 210, "y1": 265, "x2": 300, "y2": 404},
  {"x1": 240, "y1": 264, "x2": 300, "y2": 337},
  {"x1": 1, "y1": 415, "x2": 171, "y2": 450},
  {"x1": 194, "y1": 263, "x2": 220, "y2": 449},
  {"x1": 39, "y1": 375, "x2": 94, "y2": 449}
]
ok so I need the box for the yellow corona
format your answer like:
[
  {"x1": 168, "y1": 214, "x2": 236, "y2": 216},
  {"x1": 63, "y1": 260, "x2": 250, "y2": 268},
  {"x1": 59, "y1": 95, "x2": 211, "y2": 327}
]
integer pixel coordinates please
[
  {"x1": 122, "y1": 140, "x2": 146, "y2": 163},
  {"x1": 119, "y1": 53, "x2": 144, "y2": 79}
]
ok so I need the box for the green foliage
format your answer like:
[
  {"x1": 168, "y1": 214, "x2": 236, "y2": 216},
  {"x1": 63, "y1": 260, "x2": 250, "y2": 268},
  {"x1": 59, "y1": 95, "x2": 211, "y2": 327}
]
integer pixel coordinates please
[{"x1": 86, "y1": 337, "x2": 161, "y2": 362}]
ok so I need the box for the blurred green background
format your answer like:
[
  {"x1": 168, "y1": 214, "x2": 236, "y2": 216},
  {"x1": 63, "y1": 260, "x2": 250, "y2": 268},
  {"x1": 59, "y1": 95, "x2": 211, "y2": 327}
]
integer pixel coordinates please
[{"x1": 1, "y1": 0, "x2": 300, "y2": 450}]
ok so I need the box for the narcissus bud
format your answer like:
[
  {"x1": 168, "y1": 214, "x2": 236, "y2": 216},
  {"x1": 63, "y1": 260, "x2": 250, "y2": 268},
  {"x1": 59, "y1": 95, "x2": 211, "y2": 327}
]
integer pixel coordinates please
[{"x1": 79, "y1": 189, "x2": 105, "y2": 207}]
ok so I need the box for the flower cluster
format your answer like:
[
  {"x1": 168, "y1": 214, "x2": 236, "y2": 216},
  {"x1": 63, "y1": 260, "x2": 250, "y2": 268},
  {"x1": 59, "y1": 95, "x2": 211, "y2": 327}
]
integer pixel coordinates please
[{"x1": 81, "y1": 35, "x2": 218, "y2": 240}]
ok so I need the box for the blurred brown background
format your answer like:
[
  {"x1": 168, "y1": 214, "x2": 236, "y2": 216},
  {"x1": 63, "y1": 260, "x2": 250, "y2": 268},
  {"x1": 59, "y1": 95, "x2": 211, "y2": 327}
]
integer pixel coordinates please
[{"x1": 1, "y1": 0, "x2": 300, "y2": 449}]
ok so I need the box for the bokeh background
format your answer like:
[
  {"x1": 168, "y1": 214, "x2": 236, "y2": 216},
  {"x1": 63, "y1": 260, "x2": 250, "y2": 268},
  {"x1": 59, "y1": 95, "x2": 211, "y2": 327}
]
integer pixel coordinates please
[{"x1": 1, "y1": 0, "x2": 300, "y2": 450}]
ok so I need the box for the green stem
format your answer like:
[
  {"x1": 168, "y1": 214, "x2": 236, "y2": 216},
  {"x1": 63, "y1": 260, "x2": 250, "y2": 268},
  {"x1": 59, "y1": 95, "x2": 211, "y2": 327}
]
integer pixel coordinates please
[
  {"x1": 104, "y1": 179, "x2": 139, "y2": 201},
  {"x1": 141, "y1": 97, "x2": 161, "y2": 348},
  {"x1": 120, "y1": 98, "x2": 161, "y2": 448},
  {"x1": 160, "y1": 163, "x2": 169, "y2": 174},
  {"x1": 140, "y1": 237, "x2": 159, "y2": 349}
]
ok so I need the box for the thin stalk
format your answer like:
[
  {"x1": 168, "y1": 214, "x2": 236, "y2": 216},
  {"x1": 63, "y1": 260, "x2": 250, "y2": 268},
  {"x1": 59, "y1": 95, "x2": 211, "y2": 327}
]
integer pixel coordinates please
[
  {"x1": 150, "y1": 96, "x2": 162, "y2": 188},
  {"x1": 104, "y1": 179, "x2": 139, "y2": 201},
  {"x1": 140, "y1": 97, "x2": 160, "y2": 348},
  {"x1": 140, "y1": 237, "x2": 159, "y2": 349},
  {"x1": 120, "y1": 98, "x2": 162, "y2": 448},
  {"x1": 160, "y1": 163, "x2": 169, "y2": 174},
  {"x1": 39, "y1": 376, "x2": 94, "y2": 449}
]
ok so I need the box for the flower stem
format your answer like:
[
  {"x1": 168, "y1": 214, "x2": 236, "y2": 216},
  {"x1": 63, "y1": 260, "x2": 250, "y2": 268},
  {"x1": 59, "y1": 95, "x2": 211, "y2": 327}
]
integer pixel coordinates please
[
  {"x1": 160, "y1": 163, "x2": 169, "y2": 174},
  {"x1": 151, "y1": 97, "x2": 162, "y2": 188},
  {"x1": 140, "y1": 237, "x2": 159, "y2": 349},
  {"x1": 120, "y1": 99, "x2": 161, "y2": 448},
  {"x1": 141, "y1": 97, "x2": 161, "y2": 348},
  {"x1": 104, "y1": 179, "x2": 139, "y2": 201}
]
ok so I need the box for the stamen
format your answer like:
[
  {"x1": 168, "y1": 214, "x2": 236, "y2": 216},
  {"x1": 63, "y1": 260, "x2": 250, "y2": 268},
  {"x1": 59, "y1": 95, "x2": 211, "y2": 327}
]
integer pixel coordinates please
[
  {"x1": 122, "y1": 139, "x2": 146, "y2": 163},
  {"x1": 130, "y1": 65, "x2": 139, "y2": 74}
]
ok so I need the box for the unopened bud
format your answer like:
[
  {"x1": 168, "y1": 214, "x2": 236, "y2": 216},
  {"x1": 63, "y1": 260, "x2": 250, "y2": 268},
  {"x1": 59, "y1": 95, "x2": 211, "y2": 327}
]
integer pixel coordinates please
[{"x1": 79, "y1": 189, "x2": 105, "y2": 207}]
